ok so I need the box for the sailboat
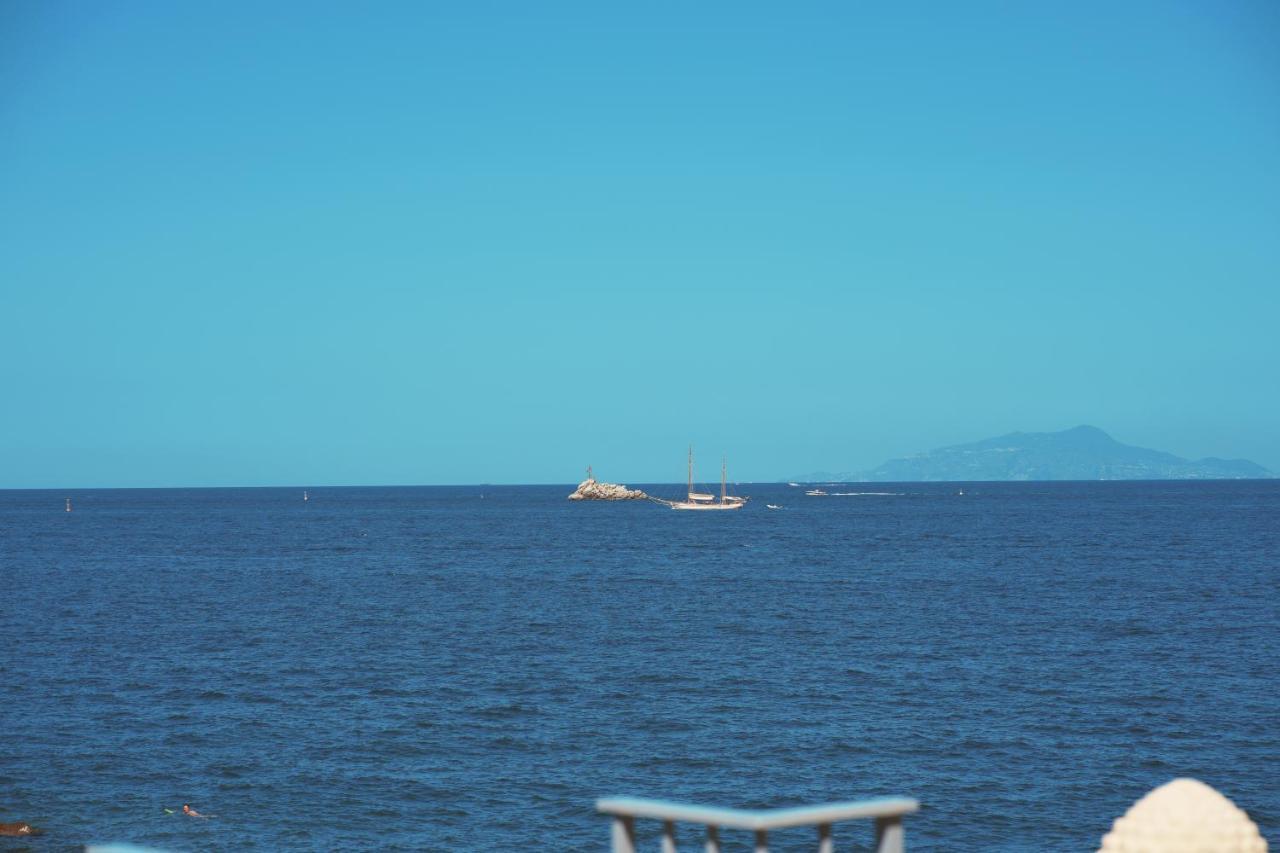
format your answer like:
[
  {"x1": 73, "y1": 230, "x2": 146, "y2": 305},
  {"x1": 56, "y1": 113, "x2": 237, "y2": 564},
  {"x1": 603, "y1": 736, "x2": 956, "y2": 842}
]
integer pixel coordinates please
[{"x1": 668, "y1": 447, "x2": 747, "y2": 511}]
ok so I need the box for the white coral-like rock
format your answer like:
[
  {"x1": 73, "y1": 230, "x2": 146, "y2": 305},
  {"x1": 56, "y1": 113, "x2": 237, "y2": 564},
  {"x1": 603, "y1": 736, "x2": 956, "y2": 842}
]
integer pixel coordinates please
[
  {"x1": 567, "y1": 478, "x2": 647, "y2": 501},
  {"x1": 1099, "y1": 778, "x2": 1267, "y2": 852}
]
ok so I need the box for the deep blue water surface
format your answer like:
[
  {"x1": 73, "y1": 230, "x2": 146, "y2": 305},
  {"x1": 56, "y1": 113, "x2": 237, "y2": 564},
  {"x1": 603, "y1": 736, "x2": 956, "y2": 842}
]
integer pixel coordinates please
[{"x1": 2, "y1": 482, "x2": 1277, "y2": 850}]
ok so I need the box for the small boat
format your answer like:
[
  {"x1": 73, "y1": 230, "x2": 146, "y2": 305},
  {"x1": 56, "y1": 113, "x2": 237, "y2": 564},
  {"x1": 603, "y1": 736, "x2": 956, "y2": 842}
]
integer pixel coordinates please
[
  {"x1": 303, "y1": 490, "x2": 309, "y2": 502},
  {"x1": 787, "y1": 482, "x2": 800, "y2": 487},
  {"x1": 668, "y1": 447, "x2": 747, "y2": 510},
  {"x1": 957, "y1": 488, "x2": 964, "y2": 496},
  {"x1": 766, "y1": 504, "x2": 782, "y2": 510},
  {"x1": 805, "y1": 489, "x2": 827, "y2": 496}
]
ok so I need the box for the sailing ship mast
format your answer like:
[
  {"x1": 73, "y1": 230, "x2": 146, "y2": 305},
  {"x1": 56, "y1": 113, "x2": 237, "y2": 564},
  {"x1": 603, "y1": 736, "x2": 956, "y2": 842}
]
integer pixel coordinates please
[{"x1": 688, "y1": 446, "x2": 693, "y2": 499}]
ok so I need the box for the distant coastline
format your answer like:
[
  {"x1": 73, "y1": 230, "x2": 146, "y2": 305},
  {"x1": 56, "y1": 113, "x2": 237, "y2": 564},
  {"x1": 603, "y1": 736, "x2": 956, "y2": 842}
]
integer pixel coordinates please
[{"x1": 791, "y1": 425, "x2": 1275, "y2": 483}]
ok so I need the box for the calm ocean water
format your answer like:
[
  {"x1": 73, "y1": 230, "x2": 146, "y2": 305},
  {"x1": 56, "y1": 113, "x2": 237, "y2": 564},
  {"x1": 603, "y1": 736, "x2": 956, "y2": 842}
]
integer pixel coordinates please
[{"x1": 1, "y1": 481, "x2": 1276, "y2": 850}]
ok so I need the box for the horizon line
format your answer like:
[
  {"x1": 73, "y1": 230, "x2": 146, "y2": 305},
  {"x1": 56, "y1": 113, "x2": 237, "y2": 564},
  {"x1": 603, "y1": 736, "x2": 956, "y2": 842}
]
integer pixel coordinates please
[{"x1": 3, "y1": 477, "x2": 1276, "y2": 492}]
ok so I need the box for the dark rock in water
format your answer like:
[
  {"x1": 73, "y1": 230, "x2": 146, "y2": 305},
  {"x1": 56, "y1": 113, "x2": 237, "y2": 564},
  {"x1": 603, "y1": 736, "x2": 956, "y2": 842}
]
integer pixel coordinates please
[{"x1": 0, "y1": 821, "x2": 42, "y2": 836}]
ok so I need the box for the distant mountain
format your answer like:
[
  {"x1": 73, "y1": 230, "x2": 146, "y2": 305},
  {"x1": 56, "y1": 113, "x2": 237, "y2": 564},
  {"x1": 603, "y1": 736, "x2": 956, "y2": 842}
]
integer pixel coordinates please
[{"x1": 793, "y1": 426, "x2": 1274, "y2": 482}]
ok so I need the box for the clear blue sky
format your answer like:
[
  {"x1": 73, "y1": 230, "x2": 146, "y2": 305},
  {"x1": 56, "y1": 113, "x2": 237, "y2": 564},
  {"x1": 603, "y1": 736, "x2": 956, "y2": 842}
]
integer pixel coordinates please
[{"x1": 2, "y1": 1, "x2": 1277, "y2": 487}]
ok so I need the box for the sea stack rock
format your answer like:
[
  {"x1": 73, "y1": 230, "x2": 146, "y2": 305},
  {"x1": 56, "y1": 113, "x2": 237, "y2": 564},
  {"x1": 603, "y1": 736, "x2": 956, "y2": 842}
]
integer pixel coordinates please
[
  {"x1": 1098, "y1": 778, "x2": 1268, "y2": 852},
  {"x1": 568, "y1": 475, "x2": 647, "y2": 501}
]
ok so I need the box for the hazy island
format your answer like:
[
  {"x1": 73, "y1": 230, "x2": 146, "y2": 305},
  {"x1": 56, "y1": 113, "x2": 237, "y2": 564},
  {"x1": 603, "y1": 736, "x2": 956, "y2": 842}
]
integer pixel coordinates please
[{"x1": 795, "y1": 425, "x2": 1274, "y2": 482}]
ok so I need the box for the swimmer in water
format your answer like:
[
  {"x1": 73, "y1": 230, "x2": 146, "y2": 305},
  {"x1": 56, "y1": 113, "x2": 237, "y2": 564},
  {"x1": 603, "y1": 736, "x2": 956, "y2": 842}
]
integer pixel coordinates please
[{"x1": 182, "y1": 804, "x2": 213, "y2": 818}]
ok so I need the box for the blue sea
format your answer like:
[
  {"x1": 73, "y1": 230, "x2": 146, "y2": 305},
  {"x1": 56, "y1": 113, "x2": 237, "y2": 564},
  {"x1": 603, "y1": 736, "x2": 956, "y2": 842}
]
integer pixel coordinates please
[{"x1": 2, "y1": 481, "x2": 1276, "y2": 850}]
